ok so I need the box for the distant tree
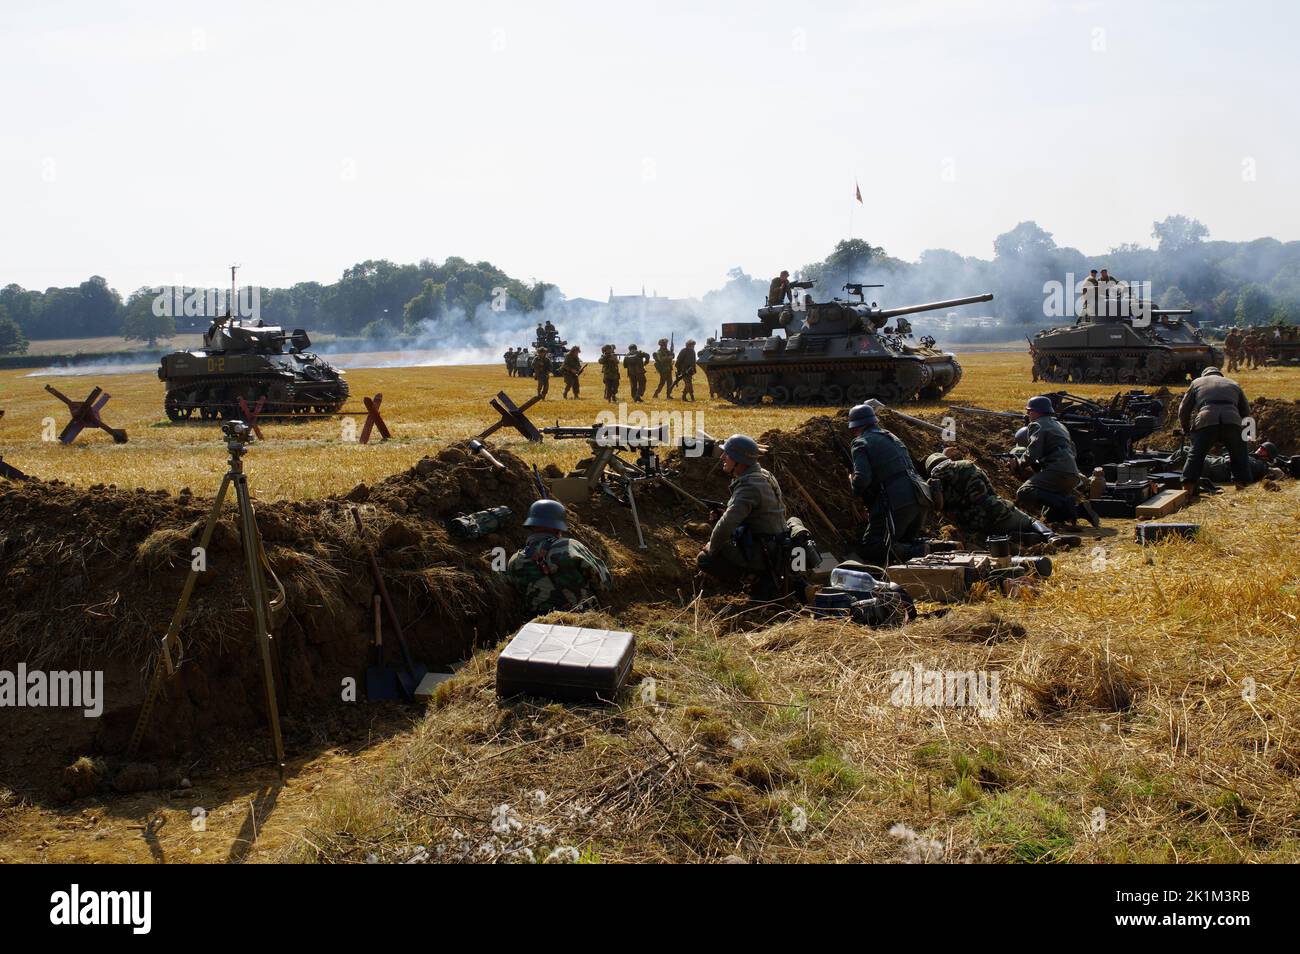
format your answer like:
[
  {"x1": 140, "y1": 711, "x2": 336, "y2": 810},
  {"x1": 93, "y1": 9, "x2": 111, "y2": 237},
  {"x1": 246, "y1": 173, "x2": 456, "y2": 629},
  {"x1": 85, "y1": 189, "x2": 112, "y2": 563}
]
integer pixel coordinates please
[
  {"x1": 402, "y1": 280, "x2": 447, "y2": 330},
  {"x1": 120, "y1": 287, "x2": 175, "y2": 348},
  {"x1": 0, "y1": 306, "x2": 28, "y2": 355},
  {"x1": 1234, "y1": 283, "x2": 1273, "y2": 326},
  {"x1": 1151, "y1": 215, "x2": 1209, "y2": 253},
  {"x1": 993, "y1": 221, "x2": 1056, "y2": 259},
  {"x1": 1160, "y1": 286, "x2": 1192, "y2": 309},
  {"x1": 361, "y1": 318, "x2": 397, "y2": 340}
]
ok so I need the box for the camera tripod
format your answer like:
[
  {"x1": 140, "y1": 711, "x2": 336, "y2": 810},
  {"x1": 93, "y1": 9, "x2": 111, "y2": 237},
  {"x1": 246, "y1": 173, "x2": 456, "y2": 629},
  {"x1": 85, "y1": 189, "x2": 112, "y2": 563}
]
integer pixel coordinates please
[{"x1": 127, "y1": 421, "x2": 287, "y2": 777}]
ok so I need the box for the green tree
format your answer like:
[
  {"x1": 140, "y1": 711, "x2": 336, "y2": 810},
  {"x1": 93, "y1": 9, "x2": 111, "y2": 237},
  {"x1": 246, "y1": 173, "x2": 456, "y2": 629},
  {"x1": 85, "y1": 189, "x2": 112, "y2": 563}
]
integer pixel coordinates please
[
  {"x1": 1151, "y1": 215, "x2": 1209, "y2": 253},
  {"x1": 0, "y1": 306, "x2": 29, "y2": 355},
  {"x1": 1234, "y1": 283, "x2": 1272, "y2": 326},
  {"x1": 402, "y1": 279, "x2": 447, "y2": 329},
  {"x1": 1160, "y1": 286, "x2": 1191, "y2": 309},
  {"x1": 121, "y1": 287, "x2": 175, "y2": 347}
]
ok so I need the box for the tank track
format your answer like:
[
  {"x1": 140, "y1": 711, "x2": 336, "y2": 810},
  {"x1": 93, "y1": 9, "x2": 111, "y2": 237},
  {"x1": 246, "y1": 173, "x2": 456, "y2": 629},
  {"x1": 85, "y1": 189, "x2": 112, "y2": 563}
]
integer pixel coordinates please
[
  {"x1": 1029, "y1": 347, "x2": 1216, "y2": 386},
  {"x1": 702, "y1": 355, "x2": 960, "y2": 405},
  {"x1": 164, "y1": 373, "x2": 349, "y2": 422}
]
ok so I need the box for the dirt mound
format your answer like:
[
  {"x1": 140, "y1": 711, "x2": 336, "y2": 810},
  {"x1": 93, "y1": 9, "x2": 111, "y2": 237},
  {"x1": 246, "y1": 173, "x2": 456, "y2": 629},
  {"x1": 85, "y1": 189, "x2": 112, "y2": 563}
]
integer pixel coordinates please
[{"x1": 1251, "y1": 398, "x2": 1300, "y2": 454}]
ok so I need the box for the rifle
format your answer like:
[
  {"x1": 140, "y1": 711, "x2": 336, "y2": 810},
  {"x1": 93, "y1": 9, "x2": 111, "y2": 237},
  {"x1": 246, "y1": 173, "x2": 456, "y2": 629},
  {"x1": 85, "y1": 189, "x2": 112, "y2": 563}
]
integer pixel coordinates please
[{"x1": 532, "y1": 463, "x2": 547, "y2": 498}]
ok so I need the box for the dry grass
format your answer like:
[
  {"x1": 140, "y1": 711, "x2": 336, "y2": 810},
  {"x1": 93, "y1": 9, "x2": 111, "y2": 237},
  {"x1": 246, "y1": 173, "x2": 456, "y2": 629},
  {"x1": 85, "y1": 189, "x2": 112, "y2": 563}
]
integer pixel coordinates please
[
  {"x1": 285, "y1": 480, "x2": 1300, "y2": 863},
  {"x1": 5, "y1": 353, "x2": 1299, "y2": 500}
]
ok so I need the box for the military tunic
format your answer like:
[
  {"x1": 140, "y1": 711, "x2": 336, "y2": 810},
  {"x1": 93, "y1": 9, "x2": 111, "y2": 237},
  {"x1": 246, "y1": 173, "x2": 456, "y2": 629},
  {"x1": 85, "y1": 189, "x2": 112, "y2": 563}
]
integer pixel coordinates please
[
  {"x1": 599, "y1": 351, "x2": 620, "y2": 401},
  {"x1": 532, "y1": 353, "x2": 551, "y2": 398},
  {"x1": 506, "y1": 532, "x2": 611, "y2": 615},
  {"x1": 623, "y1": 350, "x2": 650, "y2": 402},
  {"x1": 674, "y1": 346, "x2": 697, "y2": 401},
  {"x1": 652, "y1": 346, "x2": 674, "y2": 397},
  {"x1": 850, "y1": 426, "x2": 932, "y2": 564},
  {"x1": 930, "y1": 458, "x2": 1039, "y2": 543},
  {"x1": 699, "y1": 465, "x2": 787, "y2": 580},
  {"x1": 562, "y1": 351, "x2": 582, "y2": 398}
]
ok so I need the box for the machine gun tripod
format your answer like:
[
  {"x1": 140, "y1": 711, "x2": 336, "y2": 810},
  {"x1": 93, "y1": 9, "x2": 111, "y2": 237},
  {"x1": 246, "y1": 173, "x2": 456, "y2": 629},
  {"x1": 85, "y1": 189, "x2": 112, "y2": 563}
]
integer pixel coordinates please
[{"x1": 126, "y1": 420, "x2": 287, "y2": 776}]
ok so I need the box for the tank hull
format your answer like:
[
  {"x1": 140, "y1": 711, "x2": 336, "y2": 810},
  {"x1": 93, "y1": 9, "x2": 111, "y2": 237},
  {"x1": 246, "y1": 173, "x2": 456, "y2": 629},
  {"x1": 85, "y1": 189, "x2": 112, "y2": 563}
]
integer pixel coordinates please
[
  {"x1": 158, "y1": 352, "x2": 348, "y2": 421},
  {"x1": 1030, "y1": 319, "x2": 1222, "y2": 385},
  {"x1": 701, "y1": 351, "x2": 962, "y2": 405}
]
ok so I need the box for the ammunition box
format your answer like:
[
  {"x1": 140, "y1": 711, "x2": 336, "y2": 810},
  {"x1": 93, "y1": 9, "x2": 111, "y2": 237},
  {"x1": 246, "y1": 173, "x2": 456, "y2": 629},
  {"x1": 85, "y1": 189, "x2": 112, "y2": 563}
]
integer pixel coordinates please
[
  {"x1": 550, "y1": 476, "x2": 591, "y2": 505},
  {"x1": 496, "y1": 623, "x2": 635, "y2": 703},
  {"x1": 886, "y1": 564, "x2": 967, "y2": 602}
]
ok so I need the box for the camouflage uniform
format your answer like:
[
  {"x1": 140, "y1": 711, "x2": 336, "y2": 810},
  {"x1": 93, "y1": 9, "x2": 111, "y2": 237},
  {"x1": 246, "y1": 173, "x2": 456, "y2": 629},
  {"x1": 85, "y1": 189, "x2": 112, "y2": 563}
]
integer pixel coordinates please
[
  {"x1": 532, "y1": 350, "x2": 551, "y2": 398},
  {"x1": 851, "y1": 426, "x2": 932, "y2": 565},
  {"x1": 652, "y1": 340, "x2": 674, "y2": 398},
  {"x1": 698, "y1": 465, "x2": 788, "y2": 581},
  {"x1": 599, "y1": 346, "x2": 620, "y2": 401},
  {"x1": 562, "y1": 348, "x2": 582, "y2": 399},
  {"x1": 930, "y1": 458, "x2": 1041, "y2": 544},
  {"x1": 674, "y1": 343, "x2": 697, "y2": 401},
  {"x1": 1014, "y1": 415, "x2": 1082, "y2": 514},
  {"x1": 506, "y1": 532, "x2": 612, "y2": 616},
  {"x1": 623, "y1": 346, "x2": 650, "y2": 402}
]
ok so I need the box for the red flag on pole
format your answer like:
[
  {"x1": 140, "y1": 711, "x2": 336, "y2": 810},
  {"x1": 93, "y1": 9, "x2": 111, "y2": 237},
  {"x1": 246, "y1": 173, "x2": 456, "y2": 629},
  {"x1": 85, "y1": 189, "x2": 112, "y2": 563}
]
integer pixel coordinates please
[{"x1": 854, "y1": 180, "x2": 863, "y2": 204}]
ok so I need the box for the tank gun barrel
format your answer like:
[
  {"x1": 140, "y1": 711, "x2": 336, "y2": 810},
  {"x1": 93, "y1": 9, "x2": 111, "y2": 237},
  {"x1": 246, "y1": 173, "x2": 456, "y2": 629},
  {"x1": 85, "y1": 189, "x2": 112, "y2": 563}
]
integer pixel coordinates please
[{"x1": 874, "y1": 293, "x2": 994, "y2": 319}]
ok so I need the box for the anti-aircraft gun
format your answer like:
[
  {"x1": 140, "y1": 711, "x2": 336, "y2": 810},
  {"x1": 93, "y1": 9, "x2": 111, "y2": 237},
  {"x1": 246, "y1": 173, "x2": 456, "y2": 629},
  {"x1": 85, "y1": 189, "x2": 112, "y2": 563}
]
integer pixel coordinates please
[{"x1": 698, "y1": 280, "x2": 993, "y2": 405}]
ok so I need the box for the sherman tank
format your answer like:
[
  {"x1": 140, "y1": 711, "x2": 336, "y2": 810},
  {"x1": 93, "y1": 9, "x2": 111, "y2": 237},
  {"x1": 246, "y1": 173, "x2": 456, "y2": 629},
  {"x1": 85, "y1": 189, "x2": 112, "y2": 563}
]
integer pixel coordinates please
[
  {"x1": 1030, "y1": 297, "x2": 1222, "y2": 385},
  {"x1": 158, "y1": 315, "x2": 348, "y2": 421},
  {"x1": 698, "y1": 282, "x2": 993, "y2": 405}
]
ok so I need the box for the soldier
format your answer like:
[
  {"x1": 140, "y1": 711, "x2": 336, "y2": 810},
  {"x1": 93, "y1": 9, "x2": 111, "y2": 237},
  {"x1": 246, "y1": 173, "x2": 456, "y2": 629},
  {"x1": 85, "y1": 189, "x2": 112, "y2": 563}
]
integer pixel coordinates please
[
  {"x1": 1012, "y1": 396, "x2": 1099, "y2": 527},
  {"x1": 674, "y1": 339, "x2": 697, "y2": 401},
  {"x1": 767, "y1": 270, "x2": 792, "y2": 307},
  {"x1": 506, "y1": 499, "x2": 611, "y2": 616},
  {"x1": 504, "y1": 346, "x2": 516, "y2": 377},
  {"x1": 652, "y1": 337, "x2": 674, "y2": 399},
  {"x1": 924, "y1": 451, "x2": 1078, "y2": 549},
  {"x1": 1170, "y1": 441, "x2": 1277, "y2": 485},
  {"x1": 697, "y1": 434, "x2": 789, "y2": 594},
  {"x1": 599, "y1": 344, "x2": 620, "y2": 401},
  {"x1": 847, "y1": 403, "x2": 932, "y2": 566},
  {"x1": 532, "y1": 347, "x2": 551, "y2": 399},
  {"x1": 1249, "y1": 328, "x2": 1268, "y2": 368},
  {"x1": 1224, "y1": 327, "x2": 1243, "y2": 373},
  {"x1": 623, "y1": 344, "x2": 650, "y2": 402},
  {"x1": 561, "y1": 345, "x2": 583, "y2": 399},
  {"x1": 1178, "y1": 366, "x2": 1251, "y2": 493},
  {"x1": 1077, "y1": 270, "x2": 1099, "y2": 321}
]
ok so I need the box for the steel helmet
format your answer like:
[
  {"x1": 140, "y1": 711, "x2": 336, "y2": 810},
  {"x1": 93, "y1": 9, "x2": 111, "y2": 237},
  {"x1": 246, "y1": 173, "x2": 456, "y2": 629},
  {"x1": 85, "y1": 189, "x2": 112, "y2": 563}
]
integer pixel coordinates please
[
  {"x1": 1256, "y1": 441, "x2": 1278, "y2": 460},
  {"x1": 848, "y1": 403, "x2": 877, "y2": 429},
  {"x1": 1014, "y1": 426, "x2": 1030, "y2": 447},
  {"x1": 1025, "y1": 395, "x2": 1055, "y2": 415},
  {"x1": 721, "y1": 434, "x2": 760, "y2": 465},
  {"x1": 925, "y1": 452, "x2": 948, "y2": 474},
  {"x1": 1202, "y1": 366, "x2": 1223, "y2": 377},
  {"x1": 523, "y1": 499, "x2": 568, "y2": 532}
]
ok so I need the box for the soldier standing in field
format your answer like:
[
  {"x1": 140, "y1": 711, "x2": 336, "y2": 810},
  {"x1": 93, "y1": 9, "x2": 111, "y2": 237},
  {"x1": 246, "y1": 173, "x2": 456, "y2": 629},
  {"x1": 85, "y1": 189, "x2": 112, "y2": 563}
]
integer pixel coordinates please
[
  {"x1": 674, "y1": 339, "x2": 697, "y2": 401},
  {"x1": 507, "y1": 500, "x2": 611, "y2": 616},
  {"x1": 599, "y1": 345, "x2": 621, "y2": 401},
  {"x1": 532, "y1": 347, "x2": 551, "y2": 399},
  {"x1": 623, "y1": 344, "x2": 650, "y2": 402},
  {"x1": 504, "y1": 347, "x2": 516, "y2": 377},
  {"x1": 562, "y1": 345, "x2": 583, "y2": 399},
  {"x1": 847, "y1": 403, "x2": 932, "y2": 565},
  {"x1": 924, "y1": 452, "x2": 1078, "y2": 549},
  {"x1": 1224, "y1": 327, "x2": 1243, "y2": 373},
  {"x1": 652, "y1": 338, "x2": 674, "y2": 399}
]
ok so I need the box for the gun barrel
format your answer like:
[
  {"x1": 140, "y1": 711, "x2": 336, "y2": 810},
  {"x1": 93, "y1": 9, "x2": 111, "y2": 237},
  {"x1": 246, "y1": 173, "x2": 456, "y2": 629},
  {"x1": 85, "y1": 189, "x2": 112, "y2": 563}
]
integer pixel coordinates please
[
  {"x1": 875, "y1": 293, "x2": 994, "y2": 320},
  {"x1": 1152, "y1": 309, "x2": 1193, "y2": 316},
  {"x1": 950, "y1": 405, "x2": 1022, "y2": 420}
]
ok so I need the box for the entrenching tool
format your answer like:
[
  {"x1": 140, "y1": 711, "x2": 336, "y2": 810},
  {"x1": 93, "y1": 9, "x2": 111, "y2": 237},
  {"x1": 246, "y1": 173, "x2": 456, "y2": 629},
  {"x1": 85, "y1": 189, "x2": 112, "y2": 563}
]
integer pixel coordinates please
[
  {"x1": 468, "y1": 438, "x2": 505, "y2": 469},
  {"x1": 127, "y1": 420, "x2": 286, "y2": 777},
  {"x1": 365, "y1": 594, "x2": 401, "y2": 700},
  {"x1": 350, "y1": 508, "x2": 428, "y2": 698}
]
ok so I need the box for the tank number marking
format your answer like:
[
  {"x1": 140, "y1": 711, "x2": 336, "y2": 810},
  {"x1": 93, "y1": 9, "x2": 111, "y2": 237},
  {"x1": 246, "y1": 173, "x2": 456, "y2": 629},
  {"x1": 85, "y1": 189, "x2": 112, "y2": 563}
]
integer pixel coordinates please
[{"x1": 207, "y1": 358, "x2": 226, "y2": 372}]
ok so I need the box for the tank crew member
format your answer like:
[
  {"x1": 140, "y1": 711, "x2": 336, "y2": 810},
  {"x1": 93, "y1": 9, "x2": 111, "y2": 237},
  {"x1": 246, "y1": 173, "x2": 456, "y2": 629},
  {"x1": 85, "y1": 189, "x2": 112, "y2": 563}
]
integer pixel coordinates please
[
  {"x1": 623, "y1": 343, "x2": 651, "y2": 402},
  {"x1": 1012, "y1": 396, "x2": 1099, "y2": 527},
  {"x1": 652, "y1": 338, "x2": 675, "y2": 399},
  {"x1": 532, "y1": 347, "x2": 551, "y2": 399},
  {"x1": 562, "y1": 345, "x2": 583, "y2": 399},
  {"x1": 599, "y1": 344, "x2": 621, "y2": 401},
  {"x1": 506, "y1": 499, "x2": 611, "y2": 616},
  {"x1": 925, "y1": 452, "x2": 1078, "y2": 549},
  {"x1": 848, "y1": 403, "x2": 933, "y2": 566},
  {"x1": 767, "y1": 270, "x2": 792, "y2": 307},
  {"x1": 697, "y1": 434, "x2": 789, "y2": 592},
  {"x1": 1178, "y1": 366, "x2": 1251, "y2": 493},
  {"x1": 674, "y1": 339, "x2": 697, "y2": 401}
]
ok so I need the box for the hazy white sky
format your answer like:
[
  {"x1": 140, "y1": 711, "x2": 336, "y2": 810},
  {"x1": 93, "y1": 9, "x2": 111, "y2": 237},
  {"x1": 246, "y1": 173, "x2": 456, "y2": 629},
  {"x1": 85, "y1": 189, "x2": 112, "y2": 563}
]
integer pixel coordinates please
[{"x1": 2, "y1": 0, "x2": 1296, "y2": 300}]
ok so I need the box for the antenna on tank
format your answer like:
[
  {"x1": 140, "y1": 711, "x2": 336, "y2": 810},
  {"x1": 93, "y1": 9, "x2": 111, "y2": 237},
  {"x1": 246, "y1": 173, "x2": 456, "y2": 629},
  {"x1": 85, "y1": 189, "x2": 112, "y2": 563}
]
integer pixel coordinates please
[{"x1": 229, "y1": 264, "x2": 241, "y2": 319}]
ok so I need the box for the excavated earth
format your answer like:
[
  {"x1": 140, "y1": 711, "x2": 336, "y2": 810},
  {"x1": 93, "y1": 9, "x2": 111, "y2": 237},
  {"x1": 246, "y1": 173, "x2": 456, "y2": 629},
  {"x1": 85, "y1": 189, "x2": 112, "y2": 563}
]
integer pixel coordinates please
[{"x1": 5, "y1": 390, "x2": 1281, "y2": 803}]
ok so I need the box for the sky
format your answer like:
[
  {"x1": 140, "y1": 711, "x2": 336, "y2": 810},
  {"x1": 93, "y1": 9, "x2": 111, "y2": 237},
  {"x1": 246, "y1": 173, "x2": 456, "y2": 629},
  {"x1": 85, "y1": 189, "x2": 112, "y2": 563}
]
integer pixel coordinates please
[{"x1": 2, "y1": 0, "x2": 1297, "y2": 301}]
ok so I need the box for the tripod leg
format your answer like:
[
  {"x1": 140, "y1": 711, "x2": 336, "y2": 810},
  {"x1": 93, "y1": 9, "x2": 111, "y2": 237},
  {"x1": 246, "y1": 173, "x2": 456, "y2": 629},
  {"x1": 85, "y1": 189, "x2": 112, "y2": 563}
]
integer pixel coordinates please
[
  {"x1": 234, "y1": 472, "x2": 286, "y2": 776},
  {"x1": 126, "y1": 473, "x2": 234, "y2": 760}
]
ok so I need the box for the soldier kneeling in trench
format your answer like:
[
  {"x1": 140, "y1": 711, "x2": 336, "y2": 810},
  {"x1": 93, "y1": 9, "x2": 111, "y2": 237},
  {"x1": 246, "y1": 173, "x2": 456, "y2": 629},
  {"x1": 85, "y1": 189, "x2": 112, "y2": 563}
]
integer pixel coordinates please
[
  {"x1": 697, "y1": 434, "x2": 797, "y2": 599},
  {"x1": 1010, "y1": 396, "x2": 1100, "y2": 528},
  {"x1": 506, "y1": 500, "x2": 611, "y2": 616},
  {"x1": 924, "y1": 451, "x2": 1080, "y2": 550}
]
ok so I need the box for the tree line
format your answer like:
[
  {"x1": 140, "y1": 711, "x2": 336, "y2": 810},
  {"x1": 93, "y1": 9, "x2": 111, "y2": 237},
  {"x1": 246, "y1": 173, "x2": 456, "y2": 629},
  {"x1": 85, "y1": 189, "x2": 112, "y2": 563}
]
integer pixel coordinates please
[{"x1": 2, "y1": 215, "x2": 1297, "y2": 355}]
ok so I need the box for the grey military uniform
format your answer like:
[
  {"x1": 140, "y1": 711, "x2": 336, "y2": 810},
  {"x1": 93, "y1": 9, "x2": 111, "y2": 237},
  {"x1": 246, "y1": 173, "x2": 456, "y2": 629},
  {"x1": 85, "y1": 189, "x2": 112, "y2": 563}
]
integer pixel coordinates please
[
  {"x1": 851, "y1": 426, "x2": 931, "y2": 564},
  {"x1": 699, "y1": 466, "x2": 787, "y2": 580},
  {"x1": 1178, "y1": 371, "x2": 1251, "y2": 485},
  {"x1": 1018, "y1": 416, "x2": 1081, "y2": 496}
]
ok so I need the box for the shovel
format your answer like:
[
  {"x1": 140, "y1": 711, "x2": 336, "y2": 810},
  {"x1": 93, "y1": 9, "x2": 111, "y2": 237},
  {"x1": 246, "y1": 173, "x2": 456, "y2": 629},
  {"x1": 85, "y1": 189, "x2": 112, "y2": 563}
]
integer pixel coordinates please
[
  {"x1": 365, "y1": 594, "x2": 401, "y2": 701},
  {"x1": 352, "y1": 508, "x2": 428, "y2": 699}
]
